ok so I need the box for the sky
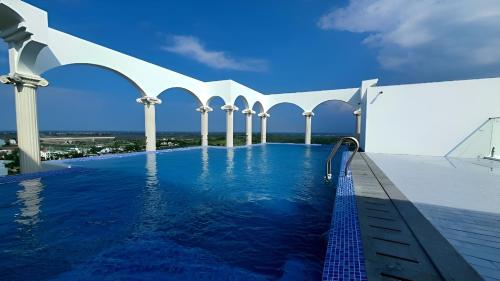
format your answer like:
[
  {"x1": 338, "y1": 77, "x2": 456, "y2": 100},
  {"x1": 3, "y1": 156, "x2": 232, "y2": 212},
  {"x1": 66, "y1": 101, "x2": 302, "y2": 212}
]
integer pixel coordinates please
[{"x1": 1, "y1": 0, "x2": 500, "y2": 134}]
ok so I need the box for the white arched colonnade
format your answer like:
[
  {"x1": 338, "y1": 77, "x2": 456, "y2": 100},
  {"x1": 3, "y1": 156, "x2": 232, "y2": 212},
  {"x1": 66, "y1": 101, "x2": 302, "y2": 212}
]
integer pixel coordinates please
[{"x1": 0, "y1": 0, "x2": 377, "y2": 173}]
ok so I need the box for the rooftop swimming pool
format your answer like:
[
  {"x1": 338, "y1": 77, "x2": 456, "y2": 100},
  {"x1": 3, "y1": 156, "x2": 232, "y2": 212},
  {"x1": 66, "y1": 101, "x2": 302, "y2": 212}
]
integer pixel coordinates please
[{"x1": 0, "y1": 144, "x2": 344, "y2": 281}]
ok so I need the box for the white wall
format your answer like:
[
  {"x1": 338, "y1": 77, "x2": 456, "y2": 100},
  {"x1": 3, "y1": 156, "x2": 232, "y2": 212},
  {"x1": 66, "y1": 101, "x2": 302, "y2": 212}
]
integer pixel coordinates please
[{"x1": 363, "y1": 77, "x2": 500, "y2": 157}]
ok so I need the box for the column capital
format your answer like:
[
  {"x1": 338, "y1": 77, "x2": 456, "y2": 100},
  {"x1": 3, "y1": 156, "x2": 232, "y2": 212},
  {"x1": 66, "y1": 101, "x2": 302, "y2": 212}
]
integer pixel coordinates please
[
  {"x1": 196, "y1": 105, "x2": 213, "y2": 113},
  {"x1": 353, "y1": 109, "x2": 361, "y2": 116},
  {"x1": 221, "y1": 104, "x2": 239, "y2": 112},
  {"x1": 0, "y1": 73, "x2": 49, "y2": 88},
  {"x1": 258, "y1": 112, "x2": 270, "y2": 118},
  {"x1": 302, "y1": 111, "x2": 315, "y2": 117},
  {"x1": 136, "y1": 96, "x2": 162, "y2": 105},
  {"x1": 242, "y1": 109, "x2": 256, "y2": 115}
]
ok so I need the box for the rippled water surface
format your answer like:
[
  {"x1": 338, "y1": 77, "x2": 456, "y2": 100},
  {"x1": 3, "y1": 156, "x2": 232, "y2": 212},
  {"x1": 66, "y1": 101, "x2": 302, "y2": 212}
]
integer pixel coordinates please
[{"x1": 0, "y1": 144, "x2": 341, "y2": 280}]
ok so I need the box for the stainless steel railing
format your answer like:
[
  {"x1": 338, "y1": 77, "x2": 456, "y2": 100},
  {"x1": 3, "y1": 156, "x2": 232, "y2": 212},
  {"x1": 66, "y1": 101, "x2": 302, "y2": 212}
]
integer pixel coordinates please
[{"x1": 325, "y1": 137, "x2": 360, "y2": 181}]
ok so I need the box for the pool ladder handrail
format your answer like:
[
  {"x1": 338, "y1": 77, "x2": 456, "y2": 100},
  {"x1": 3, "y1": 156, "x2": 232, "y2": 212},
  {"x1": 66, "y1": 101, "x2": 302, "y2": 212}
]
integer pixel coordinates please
[{"x1": 325, "y1": 137, "x2": 360, "y2": 181}]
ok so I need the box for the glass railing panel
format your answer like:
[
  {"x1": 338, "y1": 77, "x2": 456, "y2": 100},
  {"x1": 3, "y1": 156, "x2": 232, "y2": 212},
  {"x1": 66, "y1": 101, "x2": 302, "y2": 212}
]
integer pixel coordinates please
[
  {"x1": 447, "y1": 118, "x2": 498, "y2": 159},
  {"x1": 489, "y1": 117, "x2": 500, "y2": 159}
]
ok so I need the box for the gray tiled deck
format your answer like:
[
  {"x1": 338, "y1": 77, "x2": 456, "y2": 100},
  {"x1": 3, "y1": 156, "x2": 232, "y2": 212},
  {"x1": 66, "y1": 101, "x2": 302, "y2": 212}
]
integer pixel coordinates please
[
  {"x1": 367, "y1": 153, "x2": 500, "y2": 281},
  {"x1": 353, "y1": 153, "x2": 481, "y2": 280}
]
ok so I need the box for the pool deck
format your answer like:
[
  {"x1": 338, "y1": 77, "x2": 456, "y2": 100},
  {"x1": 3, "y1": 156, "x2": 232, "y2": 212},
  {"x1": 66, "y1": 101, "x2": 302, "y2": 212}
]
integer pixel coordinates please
[
  {"x1": 364, "y1": 153, "x2": 500, "y2": 281},
  {"x1": 352, "y1": 153, "x2": 485, "y2": 280}
]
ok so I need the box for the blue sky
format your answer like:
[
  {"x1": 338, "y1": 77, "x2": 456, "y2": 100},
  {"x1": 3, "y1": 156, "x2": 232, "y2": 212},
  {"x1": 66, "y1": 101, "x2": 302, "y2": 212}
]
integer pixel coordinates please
[{"x1": 1, "y1": 0, "x2": 499, "y2": 133}]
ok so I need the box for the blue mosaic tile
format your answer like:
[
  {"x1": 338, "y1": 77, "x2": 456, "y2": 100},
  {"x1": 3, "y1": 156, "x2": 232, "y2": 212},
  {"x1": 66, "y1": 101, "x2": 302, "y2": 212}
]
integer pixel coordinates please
[{"x1": 322, "y1": 151, "x2": 367, "y2": 281}]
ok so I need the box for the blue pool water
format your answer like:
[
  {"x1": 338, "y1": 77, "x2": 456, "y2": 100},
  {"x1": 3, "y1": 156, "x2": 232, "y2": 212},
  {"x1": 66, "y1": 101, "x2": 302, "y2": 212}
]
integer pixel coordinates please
[{"x1": 0, "y1": 144, "x2": 342, "y2": 280}]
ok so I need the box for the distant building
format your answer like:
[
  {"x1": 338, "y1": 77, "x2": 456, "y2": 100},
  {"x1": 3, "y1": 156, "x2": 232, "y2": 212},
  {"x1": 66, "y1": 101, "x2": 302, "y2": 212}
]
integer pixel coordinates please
[
  {"x1": 0, "y1": 139, "x2": 5, "y2": 147},
  {"x1": 68, "y1": 147, "x2": 82, "y2": 154},
  {"x1": 99, "y1": 148, "x2": 112, "y2": 154},
  {"x1": 8, "y1": 139, "x2": 17, "y2": 145},
  {"x1": 0, "y1": 149, "x2": 13, "y2": 155}
]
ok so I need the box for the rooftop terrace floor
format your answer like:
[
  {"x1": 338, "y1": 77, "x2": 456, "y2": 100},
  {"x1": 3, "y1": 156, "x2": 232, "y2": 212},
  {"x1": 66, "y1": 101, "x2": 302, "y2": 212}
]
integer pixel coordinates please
[{"x1": 367, "y1": 153, "x2": 500, "y2": 281}]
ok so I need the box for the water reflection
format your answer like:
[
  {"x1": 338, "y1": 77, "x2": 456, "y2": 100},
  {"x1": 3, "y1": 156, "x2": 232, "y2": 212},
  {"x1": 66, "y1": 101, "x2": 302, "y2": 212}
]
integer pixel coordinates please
[
  {"x1": 135, "y1": 153, "x2": 161, "y2": 235},
  {"x1": 146, "y1": 153, "x2": 158, "y2": 188},
  {"x1": 226, "y1": 148, "x2": 235, "y2": 176},
  {"x1": 304, "y1": 145, "x2": 312, "y2": 170},
  {"x1": 302, "y1": 146, "x2": 314, "y2": 186},
  {"x1": 201, "y1": 147, "x2": 209, "y2": 181},
  {"x1": 16, "y1": 178, "x2": 44, "y2": 226},
  {"x1": 245, "y1": 146, "x2": 253, "y2": 173},
  {"x1": 259, "y1": 145, "x2": 268, "y2": 174}
]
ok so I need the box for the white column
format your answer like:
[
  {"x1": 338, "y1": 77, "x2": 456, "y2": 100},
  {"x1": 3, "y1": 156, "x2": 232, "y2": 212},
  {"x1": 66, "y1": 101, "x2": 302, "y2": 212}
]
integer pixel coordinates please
[
  {"x1": 242, "y1": 109, "x2": 255, "y2": 146},
  {"x1": 303, "y1": 111, "x2": 314, "y2": 145},
  {"x1": 221, "y1": 104, "x2": 238, "y2": 147},
  {"x1": 353, "y1": 109, "x2": 361, "y2": 140},
  {"x1": 196, "y1": 105, "x2": 212, "y2": 147},
  {"x1": 1, "y1": 73, "x2": 48, "y2": 174},
  {"x1": 258, "y1": 112, "x2": 270, "y2": 144},
  {"x1": 136, "y1": 97, "x2": 162, "y2": 152}
]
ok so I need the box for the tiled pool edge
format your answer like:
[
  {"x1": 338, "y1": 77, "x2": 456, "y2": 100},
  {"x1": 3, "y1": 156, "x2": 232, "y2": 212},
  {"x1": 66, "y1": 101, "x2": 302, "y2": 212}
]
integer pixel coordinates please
[{"x1": 322, "y1": 151, "x2": 367, "y2": 281}]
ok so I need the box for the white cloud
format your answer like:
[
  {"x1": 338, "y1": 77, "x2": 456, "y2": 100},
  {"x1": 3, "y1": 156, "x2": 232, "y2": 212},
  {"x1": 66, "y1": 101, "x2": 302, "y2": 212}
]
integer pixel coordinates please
[
  {"x1": 162, "y1": 35, "x2": 268, "y2": 72},
  {"x1": 318, "y1": 0, "x2": 500, "y2": 79}
]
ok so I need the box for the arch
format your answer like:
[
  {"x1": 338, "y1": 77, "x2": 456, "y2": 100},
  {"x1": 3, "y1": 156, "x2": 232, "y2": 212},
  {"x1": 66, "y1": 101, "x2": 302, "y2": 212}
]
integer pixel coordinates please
[
  {"x1": 207, "y1": 95, "x2": 229, "y2": 107},
  {"x1": 250, "y1": 101, "x2": 264, "y2": 141},
  {"x1": 40, "y1": 62, "x2": 147, "y2": 97},
  {"x1": 267, "y1": 102, "x2": 305, "y2": 134},
  {"x1": 233, "y1": 96, "x2": 249, "y2": 133},
  {"x1": 251, "y1": 101, "x2": 264, "y2": 113},
  {"x1": 157, "y1": 86, "x2": 203, "y2": 106},
  {"x1": 267, "y1": 101, "x2": 306, "y2": 113},
  {"x1": 206, "y1": 96, "x2": 227, "y2": 134},
  {"x1": 233, "y1": 95, "x2": 249, "y2": 109},
  {"x1": 0, "y1": 4, "x2": 24, "y2": 32},
  {"x1": 35, "y1": 65, "x2": 145, "y2": 131},
  {"x1": 155, "y1": 87, "x2": 204, "y2": 134},
  {"x1": 311, "y1": 99, "x2": 356, "y2": 136},
  {"x1": 0, "y1": 2, "x2": 53, "y2": 75},
  {"x1": 311, "y1": 99, "x2": 355, "y2": 112}
]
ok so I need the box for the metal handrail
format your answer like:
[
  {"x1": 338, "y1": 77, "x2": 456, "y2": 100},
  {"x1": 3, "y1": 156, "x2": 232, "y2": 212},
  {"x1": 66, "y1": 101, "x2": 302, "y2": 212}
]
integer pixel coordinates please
[{"x1": 325, "y1": 137, "x2": 360, "y2": 181}]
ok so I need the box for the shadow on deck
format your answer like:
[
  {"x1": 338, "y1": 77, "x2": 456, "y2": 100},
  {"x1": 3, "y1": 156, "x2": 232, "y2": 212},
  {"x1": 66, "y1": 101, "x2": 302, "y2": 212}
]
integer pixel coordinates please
[{"x1": 352, "y1": 153, "x2": 483, "y2": 281}]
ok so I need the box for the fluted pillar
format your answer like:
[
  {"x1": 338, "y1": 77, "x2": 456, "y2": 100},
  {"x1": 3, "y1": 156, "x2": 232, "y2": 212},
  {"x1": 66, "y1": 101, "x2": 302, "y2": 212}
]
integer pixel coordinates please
[
  {"x1": 353, "y1": 109, "x2": 361, "y2": 140},
  {"x1": 258, "y1": 112, "x2": 270, "y2": 144},
  {"x1": 221, "y1": 104, "x2": 238, "y2": 147},
  {"x1": 136, "y1": 97, "x2": 162, "y2": 152},
  {"x1": 197, "y1": 105, "x2": 213, "y2": 146},
  {"x1": 242, "y1": 109, "x2": 255, "y2": 145},
  {"x1": 1, "y1": 73, "x2": 48, "y2": 174},
  {"x1": 303, "y1": 111, "x2": 314, "y2": 145}
]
